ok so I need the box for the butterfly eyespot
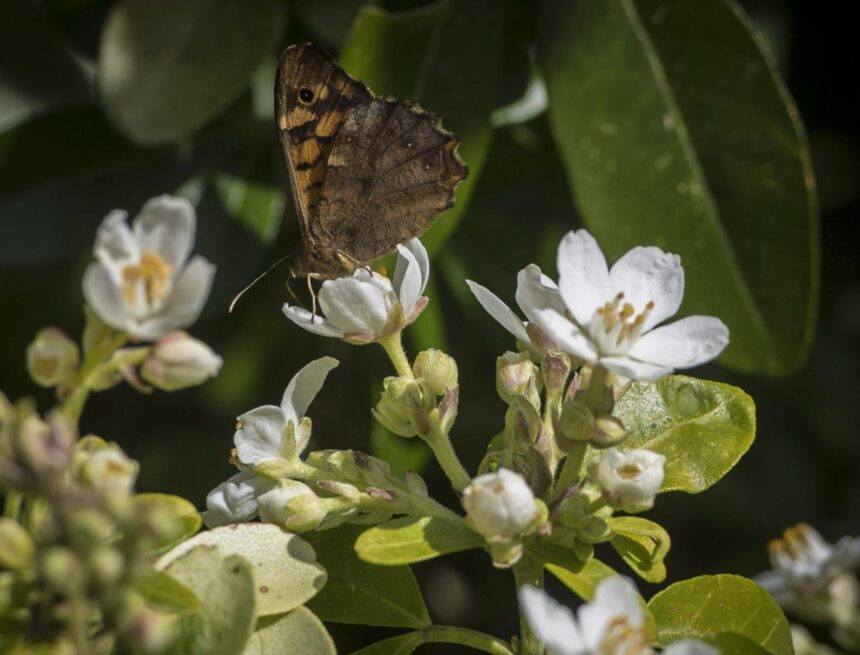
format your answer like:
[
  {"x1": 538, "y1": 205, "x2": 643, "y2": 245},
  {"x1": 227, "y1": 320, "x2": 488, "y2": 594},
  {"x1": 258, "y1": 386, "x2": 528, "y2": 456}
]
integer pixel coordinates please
[{"x1": 299, "y1": 88, "x2": 314, "y2": 103}]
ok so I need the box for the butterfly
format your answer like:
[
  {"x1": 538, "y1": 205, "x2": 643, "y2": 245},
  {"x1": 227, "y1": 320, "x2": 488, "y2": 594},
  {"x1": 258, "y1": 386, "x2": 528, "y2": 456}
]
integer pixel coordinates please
[{"x1": 275, "y1": 43, "x2": 467, "y2": 299}]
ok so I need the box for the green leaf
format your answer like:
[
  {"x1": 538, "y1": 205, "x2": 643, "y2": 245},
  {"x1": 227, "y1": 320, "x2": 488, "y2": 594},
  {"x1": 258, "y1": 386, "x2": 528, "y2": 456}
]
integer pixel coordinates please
[
  {"x1": 355, "y1": 516, "x2": 482, "y2": 565},
  {"x1": 340, "y1": 0, "x2": 508, "y2": 252},
  {"x1": 350, "y1": 633, "x2": 424, "y2": 655},
  {"x1": 0, "y1": 0, "x2": 92, "y2": 132},
  {"x1": 304, "y1": 525, "x2": 430, "y2": 628},
  {"x1": 531, "y1": 542, "x2": 617, "y2": 601},
  {"x1": 607, "y1": 517, "x2": 670, "y2": 583},
  {"x1": 98, "y1": 0, "x2": 285, "y2": 144},
  {"x1": 648, "y1": 574, "x2": 793, "y2": 655},
  {"x1": 608, "y1": 375, "x2": 755, "y2": 493},
  {"x1": 133, "y1": 493, "x2": 201, "y2": 555},
  {"x1": 136, "y1": 571, "x2": 202, "y2": 613},
  {"x1": 244, "y1": 608, "x2": 336, "y2": 655},
  {"x1": 164, "y1": 546, "x2": 257, "y2": 655},
  {"x1": 540, "y1": 0, "x2": 818, "y2": 375},
  {"x1": 156, "y1": 524, "x2": 327, "y2": 618}
]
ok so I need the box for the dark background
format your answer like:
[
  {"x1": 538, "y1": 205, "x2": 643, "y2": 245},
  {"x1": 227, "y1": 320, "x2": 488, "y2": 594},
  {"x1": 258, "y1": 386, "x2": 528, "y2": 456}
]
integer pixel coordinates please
[{"x1": 1, "y1": 0, "x2": 858, "y2": 651}]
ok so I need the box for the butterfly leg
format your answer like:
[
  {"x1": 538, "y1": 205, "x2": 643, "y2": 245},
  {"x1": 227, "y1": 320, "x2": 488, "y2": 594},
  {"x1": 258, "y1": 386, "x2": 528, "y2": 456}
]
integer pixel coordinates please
[{"x1": 306, "y1": 274, "x2": 317, "y2": 318}]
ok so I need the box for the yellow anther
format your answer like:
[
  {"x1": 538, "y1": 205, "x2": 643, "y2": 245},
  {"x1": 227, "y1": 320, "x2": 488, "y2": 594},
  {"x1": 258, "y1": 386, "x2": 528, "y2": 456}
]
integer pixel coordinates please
[
  {"x1": 617, "y1": 463, "x2": 642, "y2": 479},
  {"x1": 122, "y1": 250, "x2": 172, "y2": 307},
  {"x1": 620, "y1": 303, "x2": 634, "y2": 319}
]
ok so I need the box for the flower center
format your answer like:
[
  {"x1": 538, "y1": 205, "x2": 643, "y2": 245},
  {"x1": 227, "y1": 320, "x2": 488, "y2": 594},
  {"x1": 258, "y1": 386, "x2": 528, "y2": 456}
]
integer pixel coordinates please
[
  {"x1": 598, "y1": 615, "x2": 649, "y2": 655},
  {"x1": 589, "y1": 293, "x2": 653, "y2": 355},
  {"x1": 121, "y1": 250, "x2": 173, "y2": 316},
  {"x1": 769, "y1": 522, "x2": 832, "y2": 577},
  {"x1": 617, "y1": 463, "x2": 643, "y2": 480}
]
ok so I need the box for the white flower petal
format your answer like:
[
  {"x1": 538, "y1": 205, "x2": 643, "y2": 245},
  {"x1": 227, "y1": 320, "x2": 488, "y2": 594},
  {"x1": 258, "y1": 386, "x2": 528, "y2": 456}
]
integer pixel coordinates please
[
  {"x1": 600, "y1": 356, "x2": 673, "y2": 382},
  {"x1": 280, "y1": 356, "x2": 339, "y2": 426},
  {"x1": 466, "y1": 280, "x2": 530, "y2": 345},
  {"x1": 663, "y1": 640, "x2": 721, "y2": 655},
  {"x1": 234, "y1": 405, "x2": 287, "y2": 466},
  {"x1": 830, "y1": 535, "x2": 860, "y2": 573},
  {"x1": 556, "y1": 230, "x2": 611, "y2": 326},
  {"x1": 282, "y1": 304, "x2": 345, "y2": 338},
  {"x1": 528, "y1": 308, "x2": 598, "y2": 361},
  {"x1": 627, "y1": 316, "x2": 729, "y2": 369},
  {"x1": 133, "y1": 195, "x2": 196, "y2": 271},
  {"x1": 515, "y1": 264, "x2": 569, "y2": 322},
  {"x1": 82, "y1": 263, "x2": 132, "y2": 332},
  {"x1": 202, "y1": 472, "x2": 273, "y2": 527},
  {"x1": 519, "y1": 585, "x2": 584, "y2": 655},
  {"x1": 318, "y1": 277, "x2": 391, "y2": 335},
  {"x1": 138, "y1": 256, "x2": 215, "y2": 339},
  {"x1": 608, "y1": 246, "x2": 684, "y2": 331},
  {"x1": 394, "y1": 238, "x2": 429, "y2": 314},
  {"x1": 94, "y1": 210, "x2": 139, "y2": 281},
  {"x1": 578, "y1": 576, "x2": 643, "y2": 649}
]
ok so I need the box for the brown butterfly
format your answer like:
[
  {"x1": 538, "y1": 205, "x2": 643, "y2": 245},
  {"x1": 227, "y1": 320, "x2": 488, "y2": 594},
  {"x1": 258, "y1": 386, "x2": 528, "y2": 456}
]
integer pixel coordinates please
[{"x1": 275, "y1": 43, "x2": 466, "y2": 297}]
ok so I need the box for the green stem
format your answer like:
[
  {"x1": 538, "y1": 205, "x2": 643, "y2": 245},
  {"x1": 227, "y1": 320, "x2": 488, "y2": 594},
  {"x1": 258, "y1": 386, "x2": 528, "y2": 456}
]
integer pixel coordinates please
[
  {"x1": 4, "y1": 491, "x2": 22, "y2": 520},
  {"x1": 423, "y1": 420, "x2": 471, "y2": 492},
  {"x1": 551, "y1": 441, "x2": 587, "y2": 502},
  {"x1": 378, "y1": 332, "x2": 413, "y2": 378},
  {"x1": 61, "y1": 332, "x2": 128, "y2": 429},
  {"x1": 584, "y1": 365, "x2": 609, "y2": 409},
  {"x1": 60, "y1": 386, "x2": 90, "y2": 428},
  {"x1": 417, "y1": 626, "x2": 515, "y2": 655},
  {"x1": 512, "y1": 556, "x2": 545, "y2": 655}
]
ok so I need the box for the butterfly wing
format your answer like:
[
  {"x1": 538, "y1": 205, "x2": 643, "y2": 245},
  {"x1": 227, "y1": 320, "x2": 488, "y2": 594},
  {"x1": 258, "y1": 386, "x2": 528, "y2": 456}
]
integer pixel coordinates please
[
  {"x1": 313, "y1": 98, "x2": 467, "y2": 263},
  {"x1": 275, "y1": 43, "x2": 371, "y2": 242}
]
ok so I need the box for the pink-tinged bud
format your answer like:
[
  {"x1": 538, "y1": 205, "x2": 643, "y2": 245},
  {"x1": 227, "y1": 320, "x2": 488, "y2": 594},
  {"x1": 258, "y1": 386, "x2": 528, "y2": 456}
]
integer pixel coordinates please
[{"x1": 141, "y1": 332, "x2": 222, "y2": 391}]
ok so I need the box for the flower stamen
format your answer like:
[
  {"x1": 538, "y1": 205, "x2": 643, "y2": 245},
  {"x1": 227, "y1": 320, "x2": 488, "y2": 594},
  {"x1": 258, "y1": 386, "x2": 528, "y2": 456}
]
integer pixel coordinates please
[
  {"x1": 590, "y1": 296, "x2": 655, "y2": 355},
  {"x1": 599, "y1": 615, "x2": 649, "y2": 655},
  {"x1": 122, "y1": 250, "x2": 173, "y2": 313}
]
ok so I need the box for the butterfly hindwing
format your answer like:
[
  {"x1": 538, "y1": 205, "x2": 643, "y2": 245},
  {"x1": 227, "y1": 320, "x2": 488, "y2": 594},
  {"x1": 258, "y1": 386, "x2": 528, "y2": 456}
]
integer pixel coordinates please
[
  {"x1": 275, "y1": 43, "x2": 371, "y2": 240},
  {"x1": 314, "y1": 98, "x2": 467, "y2": 262}
]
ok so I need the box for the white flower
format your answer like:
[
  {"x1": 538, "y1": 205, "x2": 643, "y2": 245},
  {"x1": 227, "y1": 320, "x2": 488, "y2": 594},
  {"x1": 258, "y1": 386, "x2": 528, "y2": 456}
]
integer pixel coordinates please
[
  {"x1": 590, "y1": 448, "x2": 665, "y2": 513},
  {"x1": 520, "y1": 577, "x2": 719, "y2": 655},
  {"x1": 283, "y1": 238, "x2": 429, "y2": 343},
  {"x1": 233, "y1": 356, "x2": 338, "y2": 470},
  {"x1": 755, "y1": 523, "x2": 860, "y2": 622},
  {"x1": 141, "y1": 331, "x2": 223, "y2": 391},
  {"x1": 470, "y1": 230, "x2": 729, "y2": 381},
  {"x1": 83, "y1": 195, "x2": 215, "y2": 341},
  {"x1": 202, "y1": 471, "x2": 273, "y2": 527},
  {"x1": 462, "y1": 468, "x2": 538, "y2": 539}
]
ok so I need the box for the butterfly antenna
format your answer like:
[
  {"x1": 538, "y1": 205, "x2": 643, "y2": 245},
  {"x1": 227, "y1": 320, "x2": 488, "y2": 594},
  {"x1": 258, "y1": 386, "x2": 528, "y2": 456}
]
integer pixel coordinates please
[
  {"x1": 228, "y1": 255, "x2": 290, "y2": 313},
  {"x1": 285, "y1": 276, "x2": 307, "y2": 311}
]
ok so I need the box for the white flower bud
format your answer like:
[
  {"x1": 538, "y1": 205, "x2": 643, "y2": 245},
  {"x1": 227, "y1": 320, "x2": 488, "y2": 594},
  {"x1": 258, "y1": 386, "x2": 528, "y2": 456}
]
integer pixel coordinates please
[
  {"x1": 496, "y1": 351, "x2": 541, "y2": 408},
  {"x1": 27, "y1": 327, "x2": 80, "y2": 388},
  {"x1": 81, "y1": 445, "x2": 139, "y2": 494},
  {"x1": 462, "y1": 468, "x2": 538, "y2": 539},
  {"x1": 412, "y1": 349, "x2": 458, "y2": 395},
  {"x1": 257, "y1": 480, "x2": 326, "y2": 532},
  {"x1": 141, "y1": 332, "x2": 222, "y2": 391},
  {"x1": 590, "y1": 448, "x2": 665, "y2": 513}
]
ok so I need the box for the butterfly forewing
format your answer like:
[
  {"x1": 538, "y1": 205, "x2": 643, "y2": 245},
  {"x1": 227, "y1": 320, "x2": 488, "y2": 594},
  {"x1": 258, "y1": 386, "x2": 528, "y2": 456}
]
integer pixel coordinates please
[
  {"x1": 315, "y1": 98, "x2": 467, "y2": 262},
  {"x1": 275, "y1": 43, "x2": 371, "y2": 240}
]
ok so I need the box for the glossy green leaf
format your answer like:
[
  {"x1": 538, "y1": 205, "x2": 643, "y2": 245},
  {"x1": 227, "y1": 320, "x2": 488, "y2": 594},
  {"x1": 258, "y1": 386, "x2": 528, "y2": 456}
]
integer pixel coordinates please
[
  {"x1": 532, "y1": 542, "x2": 618, "y2": 601},
  {"x1": 98, "y1": 0, "x2": 285, "y2": 144},
  {"x1": 348, "y1": 627, "x2": 515, "y2": 655},
  {"x1": 355, "y1": 516, "x2": 482, "y2": 565},
  {"x1": 340, "y1": 0, "x2": 508, "y2": 252},
  {"x1": 244, "y1": 608, "x2": 336, "y2": 655},
  {"x1": 164, "y1": 546, "x2": 257, "y2": 655},
  {"x1": 156, "y1": 523, "x2": 327, "y2": 617},
  {"x1": 609, "y1": 375, "x2": 755, "y2": 493},
  {"x1": 349, "y1": 633, "x2": 425, "y2": 655},
  {"x1": 648, "y1": 574, "x2": 793, "y2": 655},
  {"x1": 608, "y1": 516, "x2": 670, "y2": 583},
  {"x1": 540, "y1": 0, "x2": 818, "y2": 375},
  {"x1": 304, "y1": 525, "x2": 430, "y2": 628},
  {"x1": 133, "y1": 493, "x2": 201, "y2": 555},
  {"x1": 136, "y1": 571, "x2": 202, "y2": 613}
]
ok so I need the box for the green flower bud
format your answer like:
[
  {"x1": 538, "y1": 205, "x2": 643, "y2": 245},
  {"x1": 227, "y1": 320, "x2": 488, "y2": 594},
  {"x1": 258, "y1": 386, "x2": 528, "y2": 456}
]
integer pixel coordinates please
[
  {"x1": 372, "y1": 376, "x2": 434, "y2": 438},
  {"x1": 403, "y1": 470, "x2": 428, "y2": 496},
  {"x1": 141, "y1": 332, "x2": 223, "y2": 391},
  {"x1": 577, "y1": 516, "x2": 613, "y2": 544},
  {"x1": 0, "y1": 518, "x2": 34, "y2": 571},
  {"x1": 88, "y1": 546, "x2": 125, "y2": 588},
  {"x1": 257, "y1": 480, "x2": 327, "y2": 532},
  {"x1": 316, "y1": 479, "x2": 362, "y2": 502},
  {"x1": 27, "y1": 327, "x2": 80, "y2": 388},
  {"x1": 435, "y1": 385, "x2": 459, "y2": 436},
  {"x1": 41, "y1": 546, "x2": 84, "y2": 594},
  {"x1": 78, "y1": 443, "x2": 139, "y2": 495},
  {"x1": 67, "y1": 507, "x2": 114, "y2": 550},
  {"x1": 541, "y1": 351, "x2": 571, "y2": 398},
  {"x1": 557, "y1": 398, "x2": 594, "y2": 445},
  {"x1": 590, "y1": 415, "x2": 628, "y2": 448},
  {"x1": 352, "y1": 450, "x2": 392, "y2": 486},
  {"x1": 504, "y1": 396, "x2": 541, "y2": 447},
  {"x1": 412, "y1": 349, "x2": 458, "y2": 396},
  {"x1": 496, "y1": 351, "x2": 541, "y2": 408}
]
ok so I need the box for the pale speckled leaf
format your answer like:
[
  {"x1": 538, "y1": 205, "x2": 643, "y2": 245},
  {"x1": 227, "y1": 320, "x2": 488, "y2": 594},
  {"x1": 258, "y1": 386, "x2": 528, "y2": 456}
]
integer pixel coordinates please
[
  {"x1": 156, "y1": 524, "x2": 327, "y2": 617},
  {"x1": 244, "y1": 607, "x2": 335, "y2": 655}
]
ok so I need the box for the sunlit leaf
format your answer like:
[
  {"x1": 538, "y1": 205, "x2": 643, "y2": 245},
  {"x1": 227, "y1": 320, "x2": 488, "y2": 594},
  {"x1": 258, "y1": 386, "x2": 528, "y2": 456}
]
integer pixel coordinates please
[
  {"x1": 355, "y1": 516, "x2": 482, "y2": 565},
  {"x1": 133, "y1": 493, "x2": 201, "y2": 555},
  {"x1": 136, "y1": 571, "x2": 202, "y2": 613},
  {"x1": 608, "y1": 516, "x2": 670, "y2": 583},
  {"x1": 244, "y1": 608, "x2": 336, "y2": 655}
]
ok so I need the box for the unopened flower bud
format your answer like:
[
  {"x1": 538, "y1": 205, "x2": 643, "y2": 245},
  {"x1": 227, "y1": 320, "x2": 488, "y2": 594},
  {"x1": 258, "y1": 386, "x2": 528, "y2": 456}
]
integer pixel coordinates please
[
  {"x1": 0, "y1": 518, "x2": 35, "y2": 571},
  {"x1": 403, "y1": 470, "x2": 428, "y2": 496},
  {"x1": 89, "y1": 546, "x2": 125, "y2": 588},
  {"x1": 141, "y1": 332, "x2": 222, "y2": 391},
  {"x1": 413, "y1": 349, "x2": 458, "y2": 396},
  {"x1": 590, "y1": 415, "x2": 628, "y2": 448},
  {"x1": 373, "y1": 376, "x2": 434, "y2": 438},
  {"x1": 435, "y1": 385, "x2": 459, "y2": 435},
  {"x1": 18, "y1": 411, "x2": 75, "y2": 478},
  {"x1": 504, "y1": 396, "x2": 542, "y2": 446},
  {"x1": 496, "y1": 351, "x2": 541, "y2": 408},
  {"x1": 80, "y1": 444, "x2": 139, "y2": 494},
  {"x1": 27, "y1": 328, "x2": 80, "y2": 388},
  {"x1": 258, "y1": 480, "x2": 327, "y2": 532},
  {"x1": 590, "y1": 448, "x2": 665, "y2": 513},
  {"x1": 315, "y1": 479, "x2": 362, "y2": 502},
  {"x1": 557, "y1": 398, "x2": 594, "y2": 444},
  {"x1": 462, "y1": 468, "x2": 538, "y2": 539},
  {"x1": 124, "y1": 603, "x2": 176, "y2": 654},
  {"x1": 41, "y1": 546, "x2": 83, "y2": 593},
  {"x1": 578, "y1": 516, "x2": 613, "y2": 544},
  {"x1": 541, "y1": 351, "x2": 571, "y2": 397}
]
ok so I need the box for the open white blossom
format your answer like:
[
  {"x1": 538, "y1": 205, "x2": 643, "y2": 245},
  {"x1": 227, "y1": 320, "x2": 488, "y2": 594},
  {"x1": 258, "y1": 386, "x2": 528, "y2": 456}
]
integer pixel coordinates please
[
  {"x1": 590, "y1": 448, "x2": 666, "y2": 513},
  {"x1": 83, "y1": 195, "x2": 215, "y2": 341},
  {"x1": 755, "y1": 523, "x2": 860, "y2": 622},
  {"x1": 283, "y1": 238, "x2": 429, "y2": 343},
  {"x1": 462, "y1": 468, "x2": 538, "y2": 539},
  {"x1": 469, "y1": 230, "x2": 729, "y2": 381},
  {"x1": 520, "y1": 576, "x2": 719, "y2": 655}
]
